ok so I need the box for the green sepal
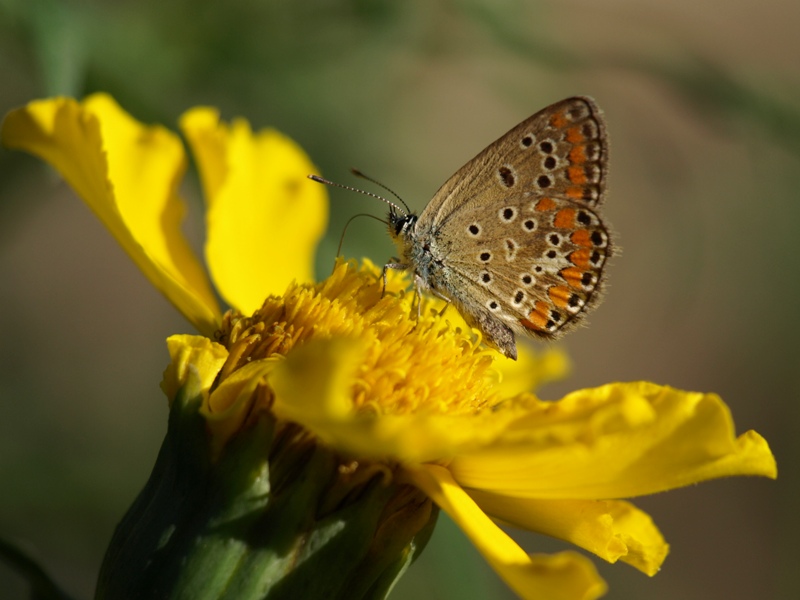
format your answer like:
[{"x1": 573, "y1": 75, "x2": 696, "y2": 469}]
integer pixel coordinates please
[{"x1": 96, "y1": 381, "x2": 438, "y2": 600}]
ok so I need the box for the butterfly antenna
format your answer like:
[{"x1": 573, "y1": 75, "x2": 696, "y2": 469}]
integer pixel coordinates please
[
  {"x1": 350, "y1": 168, "x2": 412, "y2": 214},
  {"x1": 336, "y1": 213, "x2": 388, "y2": 257},
  {"x1": 308, "y1": 174, "x2": 408, "y2": 215}
]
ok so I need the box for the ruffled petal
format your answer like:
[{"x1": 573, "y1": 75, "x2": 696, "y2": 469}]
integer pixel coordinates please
[
  {"x1": 449, "y1": 382, "x2": 777, "y2": 499},
  {"x1": 161, "y1": 334, "x2": 228, "y2": 405},
  {"x1": 404, "y1": 465, "x2": 607, "y2": 600},
  {"x1": 180, "y1": 108, "x2": 328, "y2": 314},
  {"x1": 203, "y1": 358, "x2": 279, "y2": 458},
  {"x1": 2, "y1": 95, "x2": 222, "y2": 334},
  {"x1": 468, "y1": 491, "x2": 668, "y2": 575}
]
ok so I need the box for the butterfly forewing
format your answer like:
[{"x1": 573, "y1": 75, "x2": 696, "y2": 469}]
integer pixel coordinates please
[{"x1": 419, "y1": 97, "x2": 608, "y2": 232}]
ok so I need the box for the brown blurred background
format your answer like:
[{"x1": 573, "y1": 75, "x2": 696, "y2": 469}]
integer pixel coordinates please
[{"x1": 1, "y1": 1, "x2": 797, "y2": 598}]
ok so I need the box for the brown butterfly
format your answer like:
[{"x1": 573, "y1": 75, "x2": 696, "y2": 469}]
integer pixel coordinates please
[{"x1": 385, "y1": 97, "x2": 611, "y2": 360}]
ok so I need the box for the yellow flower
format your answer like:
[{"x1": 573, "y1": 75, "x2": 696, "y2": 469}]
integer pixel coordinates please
[{"x1": 2, "y1": 95, "x2": 777, "y2": 600}]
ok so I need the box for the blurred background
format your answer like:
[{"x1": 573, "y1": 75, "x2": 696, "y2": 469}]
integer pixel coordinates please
[{"x1": 1, "y1": 0, "x2": 797, "y2": 598}]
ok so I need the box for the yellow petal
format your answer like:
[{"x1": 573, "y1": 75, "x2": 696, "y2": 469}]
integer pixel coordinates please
[
  {"x1": 269, "y1": 337, "x2": 361, "y2": 434},
  {"x1": 467, "y1": 491, "x2": 668, "y2": 575},
  {"x1": 267, "y1": 336, "x2": 509, "y2": 461},
  {"x1": 203, "y1": 358, "x2": 279, "y2": 457},
  {"x1": 2, "y1": 96, "x2": 222, "y2": 334},
  {"x1": 404, "y1": 465, "x2": 607, "y2": 600},
  {"x1": 449, "y1": 382, "x2": 777, "y2": 499},
  {"x1": 494, "y1": 345, "x2": 571, "y2": 397},
  {"x1": 180, "y1": 108, "x2": 328, "y2": 314},
  {"x1": 161, "y1": 334, "x2": 228, "y2": 405}
]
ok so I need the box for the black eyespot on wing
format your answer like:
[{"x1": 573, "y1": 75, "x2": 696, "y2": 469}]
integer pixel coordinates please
[{"x1": 498, "y1": 166, "x2": 515, "y2": 187}]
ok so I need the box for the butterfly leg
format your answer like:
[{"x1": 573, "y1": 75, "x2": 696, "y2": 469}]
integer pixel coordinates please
[
  {"x1": 428, "y1": 290, "x2": 451, "y2": 317},
  {"x1": 382, "y1": 260, "x2": 408, "y2": 297},
  {"x1": 411, "y1": 275, "x2": 452, "y2": 320}
]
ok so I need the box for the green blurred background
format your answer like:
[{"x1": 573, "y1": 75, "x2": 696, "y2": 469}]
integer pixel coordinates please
[{"x1": 1, "y1": 0, "x2": 797, "y2": 598}]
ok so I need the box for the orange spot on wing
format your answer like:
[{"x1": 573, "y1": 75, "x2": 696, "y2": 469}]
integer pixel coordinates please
[
  {"x1": 520, "y1": 301, "x2": 551, "y2": 332},
  {"x1": 569, "y1": 248, "x2": 591, "y2": 269},
  {"x1": 569, "y1": 145, "x2": 587, "y2": 164},
  {"x1": 565, "y1": 186, "x2": 584, "y2": 199},
  {"x1": 550, "y1": 112, "x2": 568, "y2": 128},
  {"x1": 570, "y1": 229, "x2": 593, "y2": 247},
  {"x1": 568, "y1": 165, "x2": 588, "y2": 185},
  {"x1": 553, "y1": 208, "x2": 576, "y2": 228},
  {"x1": 535, "y1": 197, "x2": 557, "y2": 212},
  {"x1": 566, "y1": 126, "x2": 585, "y2": 143},
  {"x1": 549, "y1": 285, "x2": 572, "y2": 308},
  {"x1": 559, "y1": 267, "x2": 583, "y2": 289}
]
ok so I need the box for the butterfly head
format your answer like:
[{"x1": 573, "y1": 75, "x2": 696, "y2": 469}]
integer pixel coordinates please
[{"x1": 388, "y1": 208, "x2": 417, "y2": 238}]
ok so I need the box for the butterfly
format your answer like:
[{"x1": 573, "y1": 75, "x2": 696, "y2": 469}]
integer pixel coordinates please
[{"x1": 384, "y1": 97, "x2": 612, "y2": 360}]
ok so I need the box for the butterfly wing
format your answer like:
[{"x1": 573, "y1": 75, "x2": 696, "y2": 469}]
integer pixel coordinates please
[
  {"x1": 417, "y1": 97, "x2": 611, "y2": 354},
  {"x1": 419, "y1": 96, "x2": 608, "y2": 227}
]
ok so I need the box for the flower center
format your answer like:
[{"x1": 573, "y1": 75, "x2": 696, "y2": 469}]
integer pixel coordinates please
[{"x1": 215, "y1": 260, "x2": 501, "y2": 417}]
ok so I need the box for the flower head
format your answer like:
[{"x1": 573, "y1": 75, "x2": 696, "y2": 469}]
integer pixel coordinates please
[{"x1": 2, "y1": 95, "x2": 777, "y2": 600}]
